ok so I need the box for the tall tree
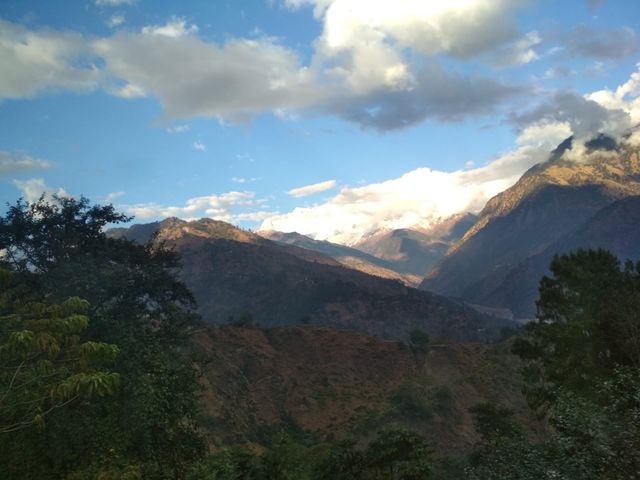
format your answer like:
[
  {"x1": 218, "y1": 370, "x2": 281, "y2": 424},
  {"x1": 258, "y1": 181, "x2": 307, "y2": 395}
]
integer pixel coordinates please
[
  {"x1": 0, "y1": 196, "x2": 205, "y2": 478},
  {"x1": 469, "y1": 249, "x2": 640, "y2": 478}
]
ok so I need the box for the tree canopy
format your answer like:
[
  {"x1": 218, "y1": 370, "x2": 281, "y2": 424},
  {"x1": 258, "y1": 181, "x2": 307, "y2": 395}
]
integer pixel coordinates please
[
  {"x1": 0, "y1": 195, "x2": 204, "y2": 479},
  {"x1": 469, "y1": 249, "x2": 640, "y2": 478}
]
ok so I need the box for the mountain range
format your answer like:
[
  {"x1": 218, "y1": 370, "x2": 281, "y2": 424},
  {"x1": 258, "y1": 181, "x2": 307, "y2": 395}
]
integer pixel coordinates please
[
  {"x1": 108, "y1": 134, "x2": 640, "y2": 331},
  {"x1": 108, "y1": 217, "x2": 509, "y2": 342},
  {"x1": 422, "y1": 135, "x2": 640, "y2": 318}
]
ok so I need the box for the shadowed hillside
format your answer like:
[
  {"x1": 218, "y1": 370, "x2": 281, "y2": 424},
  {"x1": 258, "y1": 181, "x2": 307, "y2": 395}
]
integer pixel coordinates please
[
  {"x1": 109, "y1": 218, "x2": 513, "y2": 342},
  {"x1": 422, "y1": 139, "x2": 640, "y2": 318}
]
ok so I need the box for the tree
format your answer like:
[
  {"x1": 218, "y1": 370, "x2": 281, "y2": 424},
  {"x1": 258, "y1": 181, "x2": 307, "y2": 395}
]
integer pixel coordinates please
[
  {"x1": 0, "y1": 196, "x2": 205, "y2": 478},
  {"x1": 513, "y1": 248, "x2": 640, "y2": 407},
  {"x1": 469, "y1": 249, "x2": 640, "y2": 478},
  {"x1": 0, "y1": 270, "x2": 119, "y2": 434}
]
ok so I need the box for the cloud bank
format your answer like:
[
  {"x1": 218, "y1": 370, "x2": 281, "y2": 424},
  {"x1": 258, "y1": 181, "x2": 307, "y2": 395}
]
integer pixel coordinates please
[
  {"x1": 260, "y1": 65, "x2": 640, "y2": 244},
  {"x1": 0, "y1": 1, "x2": 532, "y2": 131},
  {"x1": 122, "y1": 191, "x2": 272, "y2": 225}
]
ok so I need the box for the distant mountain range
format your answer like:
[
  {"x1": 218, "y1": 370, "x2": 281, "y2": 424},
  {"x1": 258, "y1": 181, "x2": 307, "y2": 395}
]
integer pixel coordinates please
[
  {"x1": 108, "y1": 217, "x2": 510, "y2": 342},
  {"x1": 422, "y1": 136, "x2": 640, "y2": 319},
  {"x1": 261, "y1": 212, "x2": 476, "y2": 286},
  {"x1": 110, "y1": 134, "x2": 640, "y2": 329}
]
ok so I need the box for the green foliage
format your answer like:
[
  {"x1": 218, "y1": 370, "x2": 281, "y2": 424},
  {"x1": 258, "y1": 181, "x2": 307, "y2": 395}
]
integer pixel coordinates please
[
  {"x1": 0, "y1": 279, "x2": 120, "y2": 433},
  {"x1": 468, "y1": 403, "x2": 524, "y2": 445},
  {"x1": 513, "y1": 248, "x2": 640, "y2": 407},
  {"x1": 468, "y1": 249, "x2": 640, "y2": 478},
  {"x1": 314, "y1": 429, "x2": 432, "y2": 480},
  {"x1": 0, "y1": 196, "x2": 205, "y2": 478},
  {"x1": 188, "y1": 428, "x2": 433, "y2": 480}
]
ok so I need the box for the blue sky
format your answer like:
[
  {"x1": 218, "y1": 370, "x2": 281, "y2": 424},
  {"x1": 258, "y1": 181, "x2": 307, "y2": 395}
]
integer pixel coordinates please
[{"x1": 1, "y1": 0, "x2": 640, "y2": 244}]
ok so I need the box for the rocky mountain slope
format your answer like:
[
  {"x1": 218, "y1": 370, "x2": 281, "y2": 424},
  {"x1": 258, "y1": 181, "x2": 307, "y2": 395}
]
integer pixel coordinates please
[
  {"x1": 259, "y1": 230, "x2": 423, "y2": 286},
  {"x1": 353, "y1": 213, "x2": 477, "y2": 278},
  {"x1": 477, "y1": 195, "x2": 640, "y2": 317},
  {"x1": 193, "y1": 325, "x2": 536, "y2": 455},
  {"x1": 422, "y1": 137, "x2": 640, "y2": 318},
  {"x1": 109, "y1": 218, "x2": 512, "y2": 342}
]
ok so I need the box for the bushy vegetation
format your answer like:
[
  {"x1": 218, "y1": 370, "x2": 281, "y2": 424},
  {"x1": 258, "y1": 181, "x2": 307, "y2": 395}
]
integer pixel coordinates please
[{"x1": 187, "y1": 428, "x2": 432, "y2": 480}]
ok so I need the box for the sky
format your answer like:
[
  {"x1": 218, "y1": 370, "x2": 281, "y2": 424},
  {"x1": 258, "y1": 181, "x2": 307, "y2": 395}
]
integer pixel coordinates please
[{"x1": 1, "y1": 0, "x2": 640, "y2": 245}]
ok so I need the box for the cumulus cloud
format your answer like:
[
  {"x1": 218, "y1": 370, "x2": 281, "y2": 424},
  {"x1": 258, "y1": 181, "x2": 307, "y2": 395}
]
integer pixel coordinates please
[
  {"x1": 261, "y1": 66, "x2": 640, "y2": 244},
  {"x1": 141, "y1": 17, "x2": 198, "y2": 38},
  {"x1": 304, "y1": 0, "x2": 529, "y2": 61},
  {"x1": 563, "y1": 25, "x2": 639, "y2": 60},
  {"x1": 323, "y1": 63, "x2": 523, "y2": 130},
  {"x1": 0, "y1": 20, "x2": 99, "y2": 99},
  {"x1": 489, "y1": 31, "x2": 541, "y2": 67},
  {"x1": 94, "y1": 32, "x2": 319, "y2": 121},
  {"x1": 288, "y1": 179, "x2": 336, "y2": 197},
  {"x1": 0, "y1": 151, "x2": 50, "y2": 175},
  {"x1": 587, "y1": 63, "x2": 640, "y2": 125},
  {"x1": 1, "y1": 0, "x2": 532, "y2": 130},
  {"x1": 123, "y1": 191, "x2": 270, "y2": 224},
  {"x1": 510, "y1": 90, "x2": 632, "y2": 140},
  {"x1": 13, "y1": 178, "x2": 69, "y2": 202},
  {"x1": 543, "y1": 65, "x2": 575, "y2": 79}
]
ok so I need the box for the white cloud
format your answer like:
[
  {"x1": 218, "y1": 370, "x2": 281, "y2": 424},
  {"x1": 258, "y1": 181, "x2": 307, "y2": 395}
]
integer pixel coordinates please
[
  {"x1": 13, "y1": 178, "x2": 69, "y2": 202},
  {"x1": 260, "y1": 121, "x2": 570, "y2": 244},
  {"x1": 0, "y1": 20, "x2": 99, "y2": 99},
  {"x1": 166, "y1": 124, "x2": 190, "y2": 134},
  {"x1": 94, "y1": 32, "x2": 319, "y2": 121},
  {"x1": 287, "y1": 179, "x2": 336, "y2": 197},
  {"x1": 587, "y1": 62, "x2": 640, "y2": 125},
  {"x1": 260, "y1": 66, "x2": 640, "y2": 243},
  {"x1": 124, "y1": 191, "x2": 270, "y2": 225},
  {"x1": 232, "y1": 177, "x2": 262, "y2": 183},
  {"x1": 141, "y1": 17, "x2": 199, "y2": 38},
  {"x1": 511, "y1": 90, "x2": 633, "y2": 140},
  {"x1": 489, "y1": 31, "x2": 541, "y2": 67},
  {"x1": 110, "y1": 83, "x2": 146, "y2": 98},
  {"x1": 96, "y1": 0, "x2": 135, "y2": 6},
  {"x1": 107, "y1": 14, "x2": 125, "y2": 28},
  {"x1": 1, "y1": 4, "x2": 529, "y2": 130},
  {"x1": 0, "y1": 151, "x2": 50, "y2": 175},
  {"x1": 193, "y1": 141, "x2": 207, "y2": 152},
  {"x1": 105, "y1": 191, "x2": 125, "y2": 202}
]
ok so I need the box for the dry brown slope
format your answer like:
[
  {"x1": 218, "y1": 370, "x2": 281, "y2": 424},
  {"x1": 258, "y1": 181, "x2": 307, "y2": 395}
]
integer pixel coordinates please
[{"x1": 193, "y1": 325, "x2": 536, "y2": 455}]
